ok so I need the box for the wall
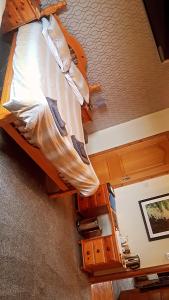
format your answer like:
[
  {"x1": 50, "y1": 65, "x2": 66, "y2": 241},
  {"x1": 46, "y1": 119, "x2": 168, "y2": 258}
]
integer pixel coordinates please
[
  {"x1": 115, "y1": 175, "x2": 169, "y2": 268},
  {"x1": 43, "y1": 0, "x2": 169, "y2": 133},
  {"x1": 87, "y1": 108, "x2": 169, "y2": 154}
]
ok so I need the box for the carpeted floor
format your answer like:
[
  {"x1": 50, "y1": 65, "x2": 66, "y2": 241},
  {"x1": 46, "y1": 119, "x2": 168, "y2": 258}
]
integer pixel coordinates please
[{"x1": 0, "y1": 129, "x2": 91, "y2": 300}]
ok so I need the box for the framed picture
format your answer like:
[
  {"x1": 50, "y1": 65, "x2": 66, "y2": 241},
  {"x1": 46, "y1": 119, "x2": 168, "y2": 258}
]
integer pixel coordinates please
[{"x1": 139, "y1": 194, "x2": 169, "y2": 241}]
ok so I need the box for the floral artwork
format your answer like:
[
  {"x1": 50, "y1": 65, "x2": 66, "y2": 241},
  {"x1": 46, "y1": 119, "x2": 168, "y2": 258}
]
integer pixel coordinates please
[{"x1": 139, "y1": 194, "x2": 169, "y2": 241}]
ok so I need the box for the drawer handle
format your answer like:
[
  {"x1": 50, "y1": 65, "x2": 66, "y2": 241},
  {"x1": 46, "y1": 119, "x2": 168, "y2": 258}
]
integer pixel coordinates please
[
  {"x1": 106, "y1": 247, "x2": 110, "y2": 251},
  {"x1": 122, "y1": 176, "x2": 130, "y2": 181},
  {"x1": 86, "y1": 251, "x2": 90, "y2": 255},
  {"x1": 96, "y1": 249, "x2": 100, "y2": 253}
]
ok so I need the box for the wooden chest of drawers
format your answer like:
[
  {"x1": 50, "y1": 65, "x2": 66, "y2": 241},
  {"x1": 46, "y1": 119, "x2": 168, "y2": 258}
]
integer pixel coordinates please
[
  {"x1": 81, "y1": 235, "x2": 123, "y2": 273},
  {"x1": 77, "y1": 184, "x2": 109, "y2": 218}
]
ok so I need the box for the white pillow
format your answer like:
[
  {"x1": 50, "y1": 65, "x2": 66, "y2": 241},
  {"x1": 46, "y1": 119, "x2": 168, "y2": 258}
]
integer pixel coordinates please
[
  {"x1": 46, "y1": 15, "x2": 71, "y2": 73},
  {"x1": 0, "y1": 0, "x2": 6, "y2": 28},
  {"x1": 69, "y1": 61, "x2": 89, "y2": 104}
]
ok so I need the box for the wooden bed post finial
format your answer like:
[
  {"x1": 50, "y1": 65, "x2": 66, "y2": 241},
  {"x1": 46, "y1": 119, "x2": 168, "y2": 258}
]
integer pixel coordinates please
[{"x1": 40, "y1": 1, "x2": 67, "y2": 18}]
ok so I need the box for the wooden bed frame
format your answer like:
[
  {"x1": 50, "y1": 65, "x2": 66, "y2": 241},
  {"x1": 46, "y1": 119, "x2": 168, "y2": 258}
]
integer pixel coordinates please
[{"x1": 0, "y1": 0, "x2": 101, "y2": 198}]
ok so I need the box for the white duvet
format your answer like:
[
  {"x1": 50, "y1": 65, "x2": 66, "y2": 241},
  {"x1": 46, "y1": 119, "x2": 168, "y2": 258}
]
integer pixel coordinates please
[{"x1": 4, "y1": 21, "x2": 99, "y2": 196}]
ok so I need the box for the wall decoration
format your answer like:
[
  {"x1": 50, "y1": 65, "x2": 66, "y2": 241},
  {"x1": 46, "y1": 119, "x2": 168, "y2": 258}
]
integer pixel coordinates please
[{"x1": 139, "y1": 194, "x2": 169, "y2": 241}]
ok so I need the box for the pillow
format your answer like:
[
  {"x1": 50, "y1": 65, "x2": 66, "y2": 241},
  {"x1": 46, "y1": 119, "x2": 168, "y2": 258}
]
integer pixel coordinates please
[
  {"x1": 0, "y1": 0, "x2": 6, "y2": 28},
  {"x1": 69, "y1": 61, "x2": 89, "y2": 104},
  {"x1": 44, "y1": 15, "x2": 71, "y2": 73}
]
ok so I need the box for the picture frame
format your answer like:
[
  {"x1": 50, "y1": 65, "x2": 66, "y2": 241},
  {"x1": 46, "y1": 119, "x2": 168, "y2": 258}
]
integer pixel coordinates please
[{"x1": 139, "y1": 193, "x2": 169, "y2": 241}]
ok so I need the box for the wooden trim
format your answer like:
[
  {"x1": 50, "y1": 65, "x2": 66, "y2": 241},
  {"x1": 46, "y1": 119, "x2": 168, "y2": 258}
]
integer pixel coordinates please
[
  {"x1": 89, "y1": 131, "x2": 169, "y2": 158},
  {"x1": 2, "y1": 123, "x2": 69, "y2": 192},
  {"x1": 40, "y1": 2, "x2": 67, "y2": 18},
  {"x1": 89, "y1": 263, "x2": 169, "y2": 283},
  {"x1": 0, "y1": 106, "x2": 15, "y2": 126},
  {"x1": 1, "y1": 33, "x2": 17, "y2": 105},
  {"x1": 109, "y1": 170, "x2": 169, "y2": 189},
  {"x1": 48, "y1": 189, "x2": 77, "y2": 199}
]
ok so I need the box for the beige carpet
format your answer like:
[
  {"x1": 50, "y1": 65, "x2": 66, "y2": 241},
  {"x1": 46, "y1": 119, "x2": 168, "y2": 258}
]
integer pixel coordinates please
[{"x1": 0, "y1": 129, "x2": 91, "y2": 300}]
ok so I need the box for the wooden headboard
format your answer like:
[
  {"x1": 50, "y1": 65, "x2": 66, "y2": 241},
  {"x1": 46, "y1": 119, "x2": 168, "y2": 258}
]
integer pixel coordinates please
[{"x1": 1, "y1": 0, "x2": 66, "y2": 33}]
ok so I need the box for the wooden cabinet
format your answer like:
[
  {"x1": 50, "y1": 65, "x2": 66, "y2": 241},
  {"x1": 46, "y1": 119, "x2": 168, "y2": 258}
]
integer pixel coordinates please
[
  {"x1": 78, "y1": 184, "x2": 124, "y2": 274},
  {"x1": 90, "y1": 132, "x2": 169, "y2": 188},
  {"x1": 77, "y1": 184, "x2": 109, "y2": 218},
  {"x1": 81, "y1": 235, "x2": 123, "y2": 273}
]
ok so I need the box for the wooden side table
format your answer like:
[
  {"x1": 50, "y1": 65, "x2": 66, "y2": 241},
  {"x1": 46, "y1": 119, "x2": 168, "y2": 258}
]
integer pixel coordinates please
[
  {"x1": 77, "y1": 184, "x2": 109, "y2": 218},
  {"x1": 81, "y1": 235, "x2": 123, "y2": 273}
]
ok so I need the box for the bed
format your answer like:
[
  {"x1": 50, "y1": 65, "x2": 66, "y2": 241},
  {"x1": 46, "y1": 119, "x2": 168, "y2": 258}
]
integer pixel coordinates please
[{"x1": 0, "y1": 0, "x2": 100, "y2": 198}]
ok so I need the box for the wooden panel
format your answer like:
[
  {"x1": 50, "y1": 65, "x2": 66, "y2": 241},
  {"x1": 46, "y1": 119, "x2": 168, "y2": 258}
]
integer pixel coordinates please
[
  {"x1": 95, "y1": 185, "x2": 108, "y2": 206},
  {"x1": 118, "y1": 134, "x2": 169, "y2": 183},
  {"x1": 90, "y1": 154, "x2": 110, "y2": 184},
  {"x1": 83, "y1": 241, "x2": 95, "y2": 266},
  {"x1": 88, "y1": 194, "x2": 98, "y2": 209},
  {"x1": 106, "y1": 151, "x2": 124, "y2": 186},
  {"x1": 90, "y1": 133, "x2": 169, "y2": 188},
  {"x1": 89, "y1": 263, "x2": 169, "y2": 284},
  {"x1": 78, "y1": 196, "x2": 90, "y2": 212},
  {"x1": 119, "y1": 287, "x2": 169, "y2": 300},
  {"x1": 91, "y1": 282, "x2": 115, "y2": 300}
]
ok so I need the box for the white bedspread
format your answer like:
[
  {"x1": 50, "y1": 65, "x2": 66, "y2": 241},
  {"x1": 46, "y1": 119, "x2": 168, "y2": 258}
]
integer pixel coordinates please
[{"x1": 4, "y1": 21, "x2": 99, "y2": 196}]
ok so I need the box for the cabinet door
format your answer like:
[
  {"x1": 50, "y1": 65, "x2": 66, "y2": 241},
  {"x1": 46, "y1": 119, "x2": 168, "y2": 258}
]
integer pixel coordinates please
[
  {"x1": 90, "y1": 152, "x2": 124, "y2": 186},
  {"x1": 106, "y1": 151, "x2": 124, "y2": 186},
  {"x1": 90, "y1": 153, "x2": 110, "y2": 184},
  {"x1": 118, "y1": 134, "x2": 169, "y2": 183}
]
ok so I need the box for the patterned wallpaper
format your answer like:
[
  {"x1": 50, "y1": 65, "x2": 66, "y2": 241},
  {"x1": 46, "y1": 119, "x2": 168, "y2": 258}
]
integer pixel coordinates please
[{"x1": 42, "y1": 0, "x2": 169, "y2": 133}]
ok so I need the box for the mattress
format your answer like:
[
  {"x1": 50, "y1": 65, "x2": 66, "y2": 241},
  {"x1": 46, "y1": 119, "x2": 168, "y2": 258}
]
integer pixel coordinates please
[{"x1": 4, "y1": 21, "x2": 99, "y2": 196}]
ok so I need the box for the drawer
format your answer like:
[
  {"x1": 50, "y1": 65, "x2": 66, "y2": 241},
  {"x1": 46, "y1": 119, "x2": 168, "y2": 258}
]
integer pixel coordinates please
[
  {"x1": 96, "y1": 185, "x2": 108, "y2": 207},
  {"x1": 104, "y1": 236, "x2": 116, "y2": 263},
  {"x1": 88, "y1": 194, "x2": 98, "y2": 209},
  {"x1": 83, "y1": 241, "x2": 95, "y2": 266},
  {"x1": 93, "y1": 239, "x2": 106, "y2": 264},
  {"x1": 78, "y1": 196, "x2": 89, "y2": 212},
  {"x1": 104, "y1": 236, "x2": 122, "y2": 267}
]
